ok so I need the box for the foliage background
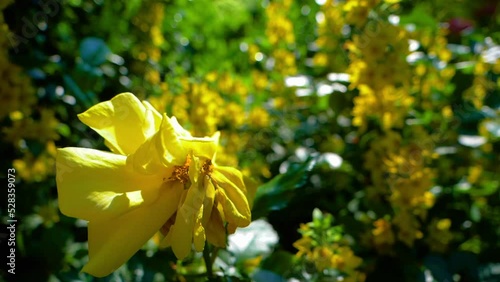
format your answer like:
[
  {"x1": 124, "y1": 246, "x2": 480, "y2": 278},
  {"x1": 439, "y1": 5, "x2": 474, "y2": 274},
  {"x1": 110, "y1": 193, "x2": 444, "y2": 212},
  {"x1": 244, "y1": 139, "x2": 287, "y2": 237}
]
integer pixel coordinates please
[{"x1": 1, "y1": 0, "x2": 500, "y2": 281}]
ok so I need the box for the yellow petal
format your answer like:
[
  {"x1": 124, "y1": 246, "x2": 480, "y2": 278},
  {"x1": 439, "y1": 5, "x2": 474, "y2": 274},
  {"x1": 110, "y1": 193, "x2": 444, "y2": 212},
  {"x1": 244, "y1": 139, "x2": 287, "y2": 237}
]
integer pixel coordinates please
[
  {"x1": 169, "y1": 116, "x2": 192, "y2": 137},
  {"x1": 170, "y1": 181, "x2": 205, "y2": 259},
  {"x1": 180, "y1": 137, "x2": 218, "y2": 160},
  {"x1": 205, "y1": 208, "x2": 227, "y2": 248},
  {"x1": 215, "y1": 188, "x2": 250, "y2": 227},
  {"x1": 202, "y1": 176, "x2": 215, "y2": 226},
  {"x1": 78, "y1": 93, "x2": 161, "y2": 155},
  {"x1": 82, "y1": 182, "x2": 183, "y2": 277},
  {"x1": 212, "y1": 167, "x2": 251, "y2": 227},
  {"x1": 168, "y1": 118, "x2": 218, "y2": 160},
  {"x1": 193, "y1": 207, "x2": 206, "y2": 252},
  {"x1": 189, "y1": 154, "x2": 201, "y2": 185},
  {"x1": 227, "y1": 222, "x2": 237, "y2": 235},
  {"x1": 127, "y1": 114, "x2": 187, "y2": 174},
  {"x1": 56, "y1": 147, "x2": 163, "y2": 222}
]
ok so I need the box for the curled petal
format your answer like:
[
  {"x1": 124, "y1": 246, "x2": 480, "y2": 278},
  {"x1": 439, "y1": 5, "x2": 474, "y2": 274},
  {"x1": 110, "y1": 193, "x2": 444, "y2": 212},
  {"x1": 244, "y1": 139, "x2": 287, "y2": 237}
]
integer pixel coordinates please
[
  {"x1": 212, "y1": 167, "x2": 251, "y2": 227},
  {"x1": 82, "y1": 182, "x2": 183, "y2": 277},
  {"x1": 127, "y1": 114, "x2": 187, "y2": 174},
  {"x1": 169, "y1": 116, "x2": 192, "y2": 137},
  {"x1": 215, "y1": 187, "x2": 250, "y2": 227},
  {"x1": 56, "y1": 148, "x2": 163, "y2": 222},
  {"x1": 78, "y1": 93, "x2": 161, "y2": 155}
]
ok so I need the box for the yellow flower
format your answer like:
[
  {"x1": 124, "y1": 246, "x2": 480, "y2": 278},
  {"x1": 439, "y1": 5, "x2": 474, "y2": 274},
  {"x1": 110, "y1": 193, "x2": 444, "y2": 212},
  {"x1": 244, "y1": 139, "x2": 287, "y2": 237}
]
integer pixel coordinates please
[
  {"x1": 426, "y1": 218, "x2": 453, "y2": 253},
  {"x1": 467, "y1": 165, "x2": 483, "y2": 184},
  {"x1": 13, "y1": 142, "x2": 56, "y2": 182},
  {"x1": 248, "y1": 107, "x2": 270, "y2": 128},
  {"x1": 372, "y1": 219, "x2": 395, "y2": 248},
  {"x1": 293, "y1": 236, "x2": 313, "y2": 258},
  {"x1": 56, "y1": 93, "x2": 251, "y2": 277}
]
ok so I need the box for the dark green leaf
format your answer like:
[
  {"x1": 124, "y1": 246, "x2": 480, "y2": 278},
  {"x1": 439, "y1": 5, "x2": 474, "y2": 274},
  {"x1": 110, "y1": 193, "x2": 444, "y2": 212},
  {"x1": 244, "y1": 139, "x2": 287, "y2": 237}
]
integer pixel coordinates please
[
  {"x1": 259, "y1": 250, "x2": 295, "y2": 277},
  {"x1": 252, "y1": 157, "x2": 317, "y2": 219}
]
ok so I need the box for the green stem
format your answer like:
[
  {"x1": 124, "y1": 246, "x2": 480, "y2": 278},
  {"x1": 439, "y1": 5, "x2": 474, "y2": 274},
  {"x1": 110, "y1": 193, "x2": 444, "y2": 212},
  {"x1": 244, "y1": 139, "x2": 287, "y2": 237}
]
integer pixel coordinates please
[{"x1": 203, "y1": 242, "x2": 214, "y2": 279}]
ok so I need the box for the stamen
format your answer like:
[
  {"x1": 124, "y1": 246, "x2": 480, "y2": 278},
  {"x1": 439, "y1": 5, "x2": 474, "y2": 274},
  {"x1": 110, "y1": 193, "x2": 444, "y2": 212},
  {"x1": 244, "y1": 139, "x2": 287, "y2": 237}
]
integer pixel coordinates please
[
  {"x1": 168, "y1": 156, "x2": 191, "y2": 184},
  {"x1": 202, "y1": 159, "x2": 213, "y2": 176}
]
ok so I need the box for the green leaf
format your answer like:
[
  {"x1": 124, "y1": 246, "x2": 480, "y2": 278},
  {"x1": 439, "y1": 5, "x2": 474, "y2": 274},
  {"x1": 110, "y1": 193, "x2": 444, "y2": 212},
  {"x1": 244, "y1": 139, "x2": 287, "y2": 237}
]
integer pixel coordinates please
[
  {"x1": 470, "y1": 203, "x2": 481, "y2": 222},
  {"x1": 259, "y1": 250, "x2": 295, "y2": 277},
  {"x1": 125, "y1": 0, "x2": 142, "y2": 18},
  {"x1": 399, "y1": 5, "x2": 438, "y2": 30},
  {"x1": 56, "y1": 123, "x2": 71, "y2": 137},
  {"x1": 469, "y1": 180, "x2": 499, "y2": 197},
  {"x1": 252, "y1": 157, "x2": 317, "y2": 219},
  {"x1": 329, "y1": 91, "x2": 349, "y2": 115},
  {"x1": 62, "y1": 75, "x2": 95, "y2": 109}
]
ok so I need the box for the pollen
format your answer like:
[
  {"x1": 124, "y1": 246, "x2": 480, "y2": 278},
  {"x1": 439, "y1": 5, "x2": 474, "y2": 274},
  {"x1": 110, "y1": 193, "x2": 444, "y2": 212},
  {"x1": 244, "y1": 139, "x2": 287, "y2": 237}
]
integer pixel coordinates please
[
  {"x1": 201, "y1": 159, "x2": 213, "y2": 176},
  {"x1": 169, "y1": 156, "x2": 191, "y2": 184}
]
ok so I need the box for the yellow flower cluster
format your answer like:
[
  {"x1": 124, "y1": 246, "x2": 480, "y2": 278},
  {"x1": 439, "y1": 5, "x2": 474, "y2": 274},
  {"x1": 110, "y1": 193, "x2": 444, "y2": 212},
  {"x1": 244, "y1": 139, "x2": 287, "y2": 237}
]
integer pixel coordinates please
[
  {"x1": 347, "y1": 21, "x2": 413, "y2": 131},
  {"x1": 365, "y1": 128, "x2": 437, "y2": 248},
  {"x1": 294, "y1": 235, "x2": 365, "y2": 281},
  {"x1": 3, "y1": 109, "x2": 60, "y2": 144},
  {"x1": 1, "y1": 2, "x2": 61, "y2": 182},
  {"x1": 265, "y1": 0, "x2": 297, "y2": 76},
  {"x1": 3, "y1": 109, "x2": 60, "y2": 182},
  {"x1": 418, "y1": 28, "x2": 452, "y2": 63},
  {"x1": 315, "y1": 0, "x2": 345, "y2": 68},
  {"x1": 347, "y1": 23, "x2": 411, "y2": 89},
  {"x1": 293, "y1": 211, "x2": 365, "y2": 281},
  {"x1": 344, "y1": 0, "x2": 380, "y2": 28},
  {"x1": 13, "y1": 141, "x2": 57, "y2": 183},
  {"x1": 371, "y1": 219, "x2": 395, "y2": 253},
  {"x1": 265, "y1": 0, "x2": 295, "y2": 46},
  {"x1": 464, "y1": 58, "x2": 495, "y2": 109},
  {"x1": 352, "y1": 85, "x2": 413, "y2": 130},
  {"x1": 410, "y1": 28, "x2": 456, "y2": 111},
  {"x1": 166, "y1": 72, "x2": 253, "y2": 137},
  {"x1": 364, "y1": 131, "x2": 401, "y2": 195},
  {"x1": 130, "y1": 1, "x2": 165, "y2": 93},
  {"x1": 171, "y1": 79, "x2": 225, "y2": 136}
]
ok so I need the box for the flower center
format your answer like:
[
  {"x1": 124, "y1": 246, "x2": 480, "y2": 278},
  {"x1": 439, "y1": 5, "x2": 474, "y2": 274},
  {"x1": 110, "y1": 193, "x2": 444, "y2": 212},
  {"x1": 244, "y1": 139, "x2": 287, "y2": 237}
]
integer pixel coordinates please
[
  {"x1": 201, "y1": 159, "x2": 213, "y2": 176},
  {"x1": 169, "y1": 156, "x2": 191, "y2": 184}
]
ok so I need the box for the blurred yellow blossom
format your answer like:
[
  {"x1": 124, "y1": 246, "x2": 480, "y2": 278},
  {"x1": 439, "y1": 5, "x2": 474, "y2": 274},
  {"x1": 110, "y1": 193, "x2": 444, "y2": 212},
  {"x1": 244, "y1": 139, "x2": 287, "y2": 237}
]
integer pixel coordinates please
[
  {"x1": 426, "y1": 218, "x2": 454, "y2": 253},
  {"x1": 294, "y1": 209, "x2": 364, "y2": 280},
  {"x1": 372, "y1": 218, "x2": 395, "y2": 252},
  {"x1": 248, "y1": 107, "x2": 270, "y2": 128},
  {"x1": 13, "y1": 141, "x2": 57, "y2": 182}
]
